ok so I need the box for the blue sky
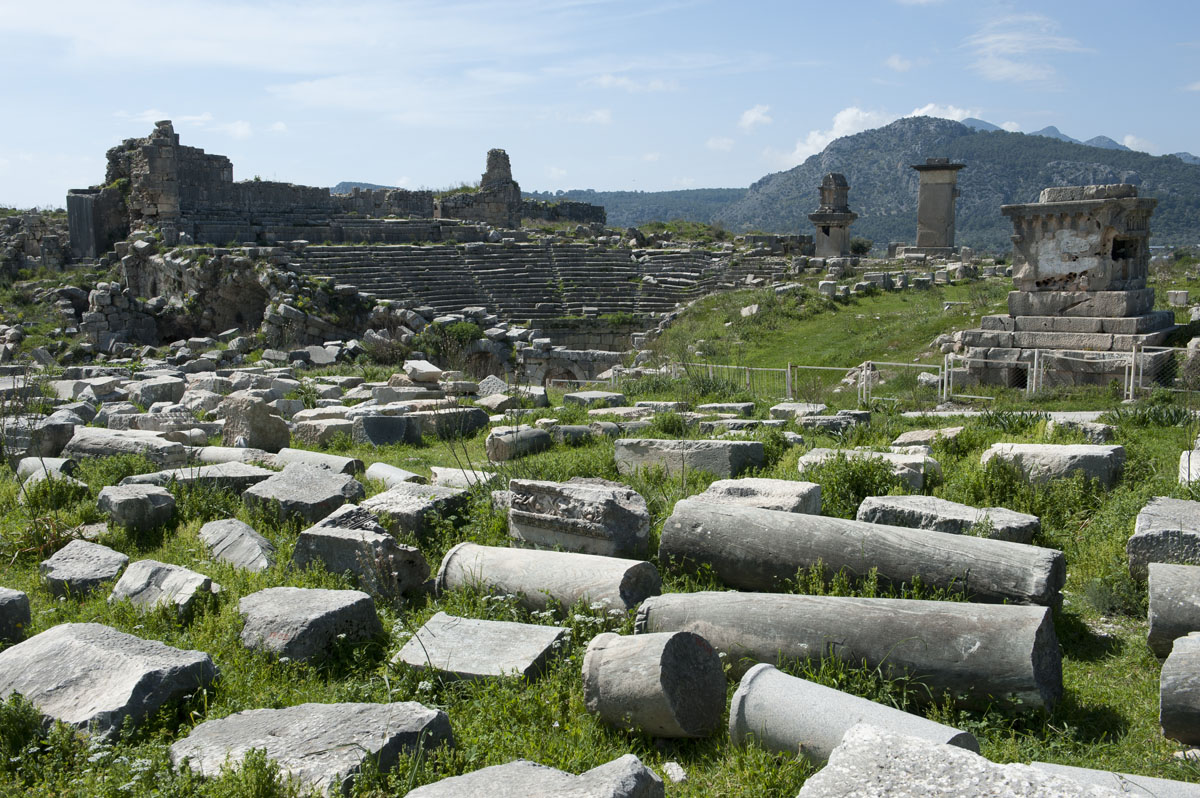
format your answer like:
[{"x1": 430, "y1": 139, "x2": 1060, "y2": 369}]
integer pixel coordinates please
[{"x1": 2, "y1": 0, "x2": 1197, "y2": 207}]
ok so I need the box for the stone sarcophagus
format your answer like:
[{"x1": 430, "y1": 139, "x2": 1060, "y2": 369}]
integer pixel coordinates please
[{"x1": 960, "y1": 184, "x2": 1175, "y2": 388}]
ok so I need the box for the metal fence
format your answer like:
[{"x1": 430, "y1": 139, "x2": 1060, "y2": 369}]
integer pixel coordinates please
[{"x1": 592, "y1": 345, "x2": 1200, "y2": 408}]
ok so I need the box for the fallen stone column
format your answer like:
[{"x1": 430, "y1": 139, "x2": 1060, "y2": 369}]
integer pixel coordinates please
[
  {"x1": 728, "y1": 663, "x2": 977, "y2": 762},
  {"x1": 1161, "y1": 632, "x2": 1200, "y2": 744},
  {"x1": 636, "y1": 591, "x2": 1062, "y2": 710},
  {"x1": 1031, "y1": 761, "x2": 1200, "y2": 798},
  {"x1": 485, "y1": 425, "x2": 552, "y2": 461},
  {"x1": 582, "y1": 631, "x2": 725, "y2": 738},
  {"x1": 659, "y1": 499, "x2": 1064, "y2": 605},
  {"x1": 1149, "y1": 563, "x2": 1200, "y2": 658},
  {"x1": 436, "y1": 542, "x2": 660, "y2": 613}
]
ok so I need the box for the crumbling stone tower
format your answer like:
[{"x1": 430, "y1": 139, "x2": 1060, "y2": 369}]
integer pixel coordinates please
[
  {"x1": 434, "y1": 148, "x2": 523, "y2": 229},
  {"x1": 808, "y1": 173, "x2": 857, "y2": 258}
]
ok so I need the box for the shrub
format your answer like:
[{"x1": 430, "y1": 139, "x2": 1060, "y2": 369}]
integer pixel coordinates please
[
  {"x1": 849, "y1": 236, "x2": 873, "y2": 256},
  {"x1": 800, "y1": 452, "x2": 907, "y2": 518}
]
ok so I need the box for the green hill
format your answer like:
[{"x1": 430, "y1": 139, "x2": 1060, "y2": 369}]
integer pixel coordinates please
[{"x1": 522, "y1": 188, "x2": 748, "y2": 228}]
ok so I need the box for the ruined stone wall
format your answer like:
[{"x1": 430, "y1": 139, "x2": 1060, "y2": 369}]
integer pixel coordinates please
[
  {"x1": 336, "y1": 188, "x2": 435, "y2": 218},
  {"x1": 1, "y1": 213, "x2": 70, "y2": 277},
  {"x1": 520, "y1": 199, "x2": 606, "y2": 225}
]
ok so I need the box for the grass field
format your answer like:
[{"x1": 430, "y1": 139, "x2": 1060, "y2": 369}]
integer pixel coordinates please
[{"x1": 2, "y1": 393, "x2": 1200, "y2": 796}]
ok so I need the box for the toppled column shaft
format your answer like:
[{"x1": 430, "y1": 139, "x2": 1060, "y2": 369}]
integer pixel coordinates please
[
  {"x1": 636, "y1": 591, "x2": 1062, "y2": 710},
  {"x1": 659, "y1": 498, "x2": 1064, "y2": 605}
]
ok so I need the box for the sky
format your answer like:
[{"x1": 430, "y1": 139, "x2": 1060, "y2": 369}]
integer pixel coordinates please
[{"x1": 1, "y1": 0, "x2": 1198, "y2": 208}]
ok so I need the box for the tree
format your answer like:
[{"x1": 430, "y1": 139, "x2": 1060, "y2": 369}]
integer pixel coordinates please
[{"x1": 849, "y1": 237, "x2": 873, "y2": 256}]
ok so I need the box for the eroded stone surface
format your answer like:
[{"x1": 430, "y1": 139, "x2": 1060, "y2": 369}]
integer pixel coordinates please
[
  {"x1": 361, "y1": 482, "x2": 466, "y2": 536},
  {"x1": 171, "y1": 701, "x2": 453, "y2": 795},
  {"x1": 242, "y1": 463, "x2": 365, "y2": 524},
  {"x1": 97, "y1": 484, "x2": 176, "y2": 531},
  {"x1": 0, "y1": 623, "x2": 216, "y2": 739},
  {"x1": 614, "y1": 438, "x2": 764, "y2": 479},
  {"x1": 198, "y1": 519, "x2": 275, "y2": 572},
  {"x1": 393, "y1": 612, "x2": 567, "y2": 681},
  {"x1": 109, "y1": 560, "x2": 216, "y2": 620},
  {"x1": 694, "y1": 478, "x2": 820, "y2": 514},
  {"x1": 404, "y1": 754, "x2": 664, "y2": 798},
  {"x1": 239, "y1": 587, "x2": 382, "y2": 662},
  {"x1": 980, "y1": 443, "x2": 1124, "y2": 487},
  {"x1": 0, "y1": 587, "x2": 31, "y2": 643},
  {"x1": 40, "y1": 540, "x2": 129, "y2": 597},
  {"x1": 508, "y1": 478, "x2": 650, "y2": 557}
]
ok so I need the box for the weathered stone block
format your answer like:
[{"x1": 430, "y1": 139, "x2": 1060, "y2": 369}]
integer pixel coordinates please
[
  {"x1": 404, "y1": 754, "x2": 663, "y2": 798},
  {"x1": 856, "y1": 495, "x2": 1039, "y2": 544},
  {"x1": 109, "y1": 560, "x2": 216, "y2": 621},
  {"x1": 1129, "y1": 497, "x2": 1200, "y2": 580},
  {"x1": 508, "y1": 477, "x2": 650, "y2": 557},
  {"x1": 393, "y1": 612, "x2": 567, "y2": 681},
  {"x1": 980, "y1": 443, "x2": 1124, "y2": 487},
  {"x1": 239, "y1": 587, "x2": 383, "y2": 662},
  {"x1": 171, "y1": 702, "x2": 452, "y2": 795},
  {"x1": 198, "y1": 519, "x2": 275, "y2": 572},
  {"x1": 797, "y1": 724, "x2": 1116, "y2": 798},
  {"x1": 96, "y1": 484, "x2": 176, "y2": 531},
  {"x1": 40, "y1": 539, "x2": 129, "y2": 597},
  {"x1": 242, "y1": 463, "x2": 365, "y2": 524},
  {"x1": 0, "y1": 587, "x2": 31, "y2": 643},
  {"x1": 361, "y1": 482, "x2": 467, "y2": 536},
  {"x1": 694, "y1": 478, "x2": 820, "y2": 514},
  {"x1": 614, "y1": 438, "x2": 764, "y2": 479},
  {"x1": 0, "y1": 623, "x2": 216, "y2": 739},
  {"x1": 292, "y1": 505, "x2": 429, "y2": 601},
  {"x1": 485, "y1": 425, "x2": 552, "y2": 461}
]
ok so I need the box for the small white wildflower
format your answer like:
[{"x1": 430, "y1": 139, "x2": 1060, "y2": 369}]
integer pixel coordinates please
[
  {"x1": 607, "y1": 609, "x2": 623, "y2": 617},
  {"x1": 336, "y1": 633, "x2": 347, "y2": 640},
  {"x1": 572, "y1": 614, "x2": 588, "y2": 622},
  {"x1": 589, "y1": 601, "x2": 605, "y2": 611},
  {"x1": 418, "y1": 680, "x2": 434, "y2": 692}
]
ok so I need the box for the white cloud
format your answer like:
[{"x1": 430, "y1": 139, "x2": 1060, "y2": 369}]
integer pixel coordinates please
[
  {"x1": 909, "y1": 103, "x2": 977, "y2": 121},
  {"x1": 642, "y1": 152, "x2": 660, "y2": 162},
  {"x1": 1122, "y1": 134, "x2": 1153, "y2": 153},
  {"x1": 584, "y1": 74, "x2": 678, "y2": 92},
  {"x1": 117, "y1": 109, "x2": 250, "y2": 138},
  {"x1": 965, "y1": 14, "x2": 1088, "y2": 83},
  {"x1": 394, "y1": 176, "x2": 411, "y2": 187},
  {"x1": 572, "y1": 108, "x2": 612, "y2": 125},
  {"x1": 1001, "y1": 121, "x2": 1021, "y2": 132},
  {"x1": 216, "y1": 120, "x2": 252, "y2": 139},
  {"x1": 547, "y1": 166, "x2": 567, "y2": 179},
  {"x1": 738, "y1": 104, "x2": 772, "y2": 131},
  {"x1": 771, "y1": 102, "x2": 981, "y2": 168},
  {"x1": 775, "y1": 106, "x2": 891, "y2": 165},
  {"x1": 885, "y1": 54, "x2": 913, "y2": 72},
  {"x1": 268, "y1": 121, "x2": 288, "y2": 133},
  {"x1": 706, "y1": 136, "x2": 734, "y2": 152},
  {"x1": 1186, "y1": 81, "x2": 1200, "y2": 91}
]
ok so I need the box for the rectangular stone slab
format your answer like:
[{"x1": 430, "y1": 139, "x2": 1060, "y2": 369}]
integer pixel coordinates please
[{"x1": 394, "y1": 612, "x2": 567, "y2": 680}]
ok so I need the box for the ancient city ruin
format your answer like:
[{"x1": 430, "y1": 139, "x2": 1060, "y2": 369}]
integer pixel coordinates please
[{"x1": 2, "y1": 108, "x2": 1200, "y2": 798}]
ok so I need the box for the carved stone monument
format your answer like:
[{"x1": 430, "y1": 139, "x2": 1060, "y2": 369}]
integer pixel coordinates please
[
  {"x1": 808, "y1": 173, "x2": 857, "y2": 258},
  {"x1": 960, "y1": 184, "x2": 1175, "y2": 387},
  {"x1": 897, "y1": 158, "x2": 964, "y2": 259}
]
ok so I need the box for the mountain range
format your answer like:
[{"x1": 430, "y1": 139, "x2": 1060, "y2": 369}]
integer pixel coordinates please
[
  {"x1": 337, "y1": 117, "x2": 1200, "y2": 249},
  {"x1": 527, "y1": 117, "x2": 1200, "y2": 249}
]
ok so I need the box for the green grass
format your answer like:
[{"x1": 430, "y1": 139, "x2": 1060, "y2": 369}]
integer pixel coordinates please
[{"x1": 3, "y1": 395, "x2": 1200, "y2": 795}]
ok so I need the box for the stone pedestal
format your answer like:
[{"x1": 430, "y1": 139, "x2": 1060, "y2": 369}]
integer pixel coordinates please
[{"x1": 958, "y1": 184, "x2": 1175, "y2": 387}]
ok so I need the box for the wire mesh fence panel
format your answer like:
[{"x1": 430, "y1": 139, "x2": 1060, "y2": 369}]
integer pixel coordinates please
[
  {"x1": 858, "y1": 361, "x2": 944, "y2": 406},
  {"x1": 1131, "y1": 346, "x2": 1200, "y2": 399},
  {"x1": 789, "y1": 365, "x2": 854, "y2": 408},
  {"x1": 944, "y1": 353, "x2": 1035, "y2": 403}
]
